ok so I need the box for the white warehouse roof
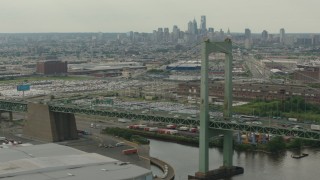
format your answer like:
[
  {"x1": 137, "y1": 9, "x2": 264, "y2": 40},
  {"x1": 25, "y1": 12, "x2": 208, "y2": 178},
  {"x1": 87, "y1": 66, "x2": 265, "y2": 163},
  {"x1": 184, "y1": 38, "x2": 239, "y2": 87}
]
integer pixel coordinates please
[{"x1": 0, "y1": 143, "x2": 152, "y2": 180}]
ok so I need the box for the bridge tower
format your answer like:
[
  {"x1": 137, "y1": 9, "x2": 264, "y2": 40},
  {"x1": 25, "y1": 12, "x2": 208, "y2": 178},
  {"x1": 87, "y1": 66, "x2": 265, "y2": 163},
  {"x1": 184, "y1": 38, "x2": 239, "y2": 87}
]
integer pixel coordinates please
[{"x1": 190, "y1": 39, "x2": 243, "y2": 179}]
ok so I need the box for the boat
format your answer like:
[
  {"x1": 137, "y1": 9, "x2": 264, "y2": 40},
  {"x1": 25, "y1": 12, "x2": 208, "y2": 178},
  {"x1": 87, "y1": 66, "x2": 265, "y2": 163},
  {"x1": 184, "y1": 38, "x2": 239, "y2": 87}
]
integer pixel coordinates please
[{"x1": 291, "y1": 153, "x2": 309, "y2": 159}]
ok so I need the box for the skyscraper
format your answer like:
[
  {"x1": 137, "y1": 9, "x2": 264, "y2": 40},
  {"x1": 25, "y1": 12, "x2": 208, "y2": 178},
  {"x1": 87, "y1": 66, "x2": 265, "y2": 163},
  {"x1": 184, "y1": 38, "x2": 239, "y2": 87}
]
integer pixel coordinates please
[
  {"x1": 157, "y1": 28, "x2": 163, "y2": 42},
  {"x1": 208, "y1": 28, "x2": 214, "y2": 33},
  {"x1": 188, "y1": 21, "x2": 193, "y2": 34},
  {"x1": 192, "y1": 19, "x2": 198, "y2": 35},
  {"x1": 280, "y1": 28, "x2": 285, "y2": 44},
  {"x1": 245, "y1": 28, "x2": 251, "y2": 40},
  {"x1": 261, "y1": 30, "x2": 268, "y2": 41},
  {"x1": 244, "y1": 28, "x2": 252, "y2": 49},
  {"x1": 164, "y1": 28, "x2": 170, "y2": 42},
  {"x1": 200, "y1": 15, "x2": 207, "y2": 35},
  {"x1": 172, "y1": 25, "x2": 180, "y2": 42}
]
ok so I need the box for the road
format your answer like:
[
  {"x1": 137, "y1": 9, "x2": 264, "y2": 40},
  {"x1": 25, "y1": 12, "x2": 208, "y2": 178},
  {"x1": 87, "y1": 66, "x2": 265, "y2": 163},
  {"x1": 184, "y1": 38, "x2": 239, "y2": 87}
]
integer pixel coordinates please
[
  {"x1": 244, "y1": 55, "x2": 272, "y2": 80},
  {"x1": 75, "y1": 116, "x2": 151, "y2": 169}
]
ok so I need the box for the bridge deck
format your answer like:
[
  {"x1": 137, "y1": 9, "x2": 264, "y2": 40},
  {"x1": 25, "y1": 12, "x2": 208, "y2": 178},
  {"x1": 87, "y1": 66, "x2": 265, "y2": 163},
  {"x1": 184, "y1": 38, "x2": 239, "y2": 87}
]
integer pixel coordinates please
[{"x1": 0, "y1": 100, "x2": 319, "y2": 140}]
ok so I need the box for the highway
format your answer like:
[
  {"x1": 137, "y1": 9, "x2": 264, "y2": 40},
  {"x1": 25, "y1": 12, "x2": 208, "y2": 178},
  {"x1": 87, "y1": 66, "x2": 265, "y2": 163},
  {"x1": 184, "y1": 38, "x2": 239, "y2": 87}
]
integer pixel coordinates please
[
  {"x1": 244, "y1": 55, "x2": 272, "y2": 80},
  {"x1": 1, "y1": 100, "x2": 320, "y2": 139}
]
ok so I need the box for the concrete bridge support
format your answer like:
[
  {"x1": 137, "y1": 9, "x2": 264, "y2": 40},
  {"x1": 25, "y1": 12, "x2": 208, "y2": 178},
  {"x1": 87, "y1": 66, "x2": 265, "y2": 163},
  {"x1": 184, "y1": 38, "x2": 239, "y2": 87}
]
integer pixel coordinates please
[
  {"x1": 0, "y1": 111, "x2": 13, "y2": 121},
  {"x1": 23, "y1": 103, "x2": 78, "y2": 142},
  {"x1": 9, "y1": 112, "x2": 13, "y2": 121}
]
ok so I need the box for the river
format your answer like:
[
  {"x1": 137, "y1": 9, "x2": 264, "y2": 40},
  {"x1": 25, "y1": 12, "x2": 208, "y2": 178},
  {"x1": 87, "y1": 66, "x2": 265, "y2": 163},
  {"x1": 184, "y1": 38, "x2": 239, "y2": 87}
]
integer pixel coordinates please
[{"x1": 149, "y1": 139, "x2": 320, "y2": 180}]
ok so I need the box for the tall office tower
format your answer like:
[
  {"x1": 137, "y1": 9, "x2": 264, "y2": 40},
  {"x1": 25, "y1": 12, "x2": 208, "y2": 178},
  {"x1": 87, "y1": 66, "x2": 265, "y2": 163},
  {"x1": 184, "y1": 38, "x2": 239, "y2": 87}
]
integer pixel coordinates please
[
  {"x1": 245, "y1": 28, "x2": 251, "y2": 40},
  {"x1": 188, "y1": 21, "x2": 193, "y2": 34},
  {"x1": 312, "y1": 35, "x2": 320, "y2": 46},
  {"x1": 192, "y1": 19, "x2": 198, "y2": 35},
  {"x1": 200, "y1": 15, "x2": 207, "y2": 34},
  {"x1": 133, "y1": 32, "x2": 140, "y2": 42},
  {"x1": 172, "y1": 25, "x2": 180, "y2": 42},
  {"x1": 127, "y1": 31, "x2": 134, "y2": 41},
  {"x1": 261, "y1": 30, "x2": 268, "y2": 41},
  {"x1": 164, "y1": 28, "x2": 170, "y2": 42},
  {"x1": 244, "y1": 28, "x2": 252, "y2": 49},
  {"x1": 152, "y1": 30, "x2": 157, "y2": 42},
  {"x1": 219, "y1": 29, "x2": 225, "y2": 37},
  {"x1": 280, "y1": 28, "x2": 285, "y2": 44},
  {"x1": 157, "y1": 28, "x2": 163, "y2": 42}
]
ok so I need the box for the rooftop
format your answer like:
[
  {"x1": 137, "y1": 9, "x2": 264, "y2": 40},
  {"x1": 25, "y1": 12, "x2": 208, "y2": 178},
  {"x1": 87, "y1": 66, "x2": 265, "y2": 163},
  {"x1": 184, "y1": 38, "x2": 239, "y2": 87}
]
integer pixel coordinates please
[{"x1": 0, "y1": 143, "x2": 152, "y2": 180}]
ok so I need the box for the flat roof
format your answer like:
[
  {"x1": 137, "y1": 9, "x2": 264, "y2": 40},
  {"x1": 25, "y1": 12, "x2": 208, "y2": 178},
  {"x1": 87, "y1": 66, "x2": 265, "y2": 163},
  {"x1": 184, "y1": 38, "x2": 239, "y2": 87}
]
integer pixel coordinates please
[{"x1": 0, "y1": 143, "x2": 152, "y2": 180}]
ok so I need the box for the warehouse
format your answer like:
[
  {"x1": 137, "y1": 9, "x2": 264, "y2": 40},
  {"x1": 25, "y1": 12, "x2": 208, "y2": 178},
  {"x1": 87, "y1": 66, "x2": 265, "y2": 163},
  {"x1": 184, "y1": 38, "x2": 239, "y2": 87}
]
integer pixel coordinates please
[{"x1": 0, "y1": 143, "x2": 153, "y2": 180}]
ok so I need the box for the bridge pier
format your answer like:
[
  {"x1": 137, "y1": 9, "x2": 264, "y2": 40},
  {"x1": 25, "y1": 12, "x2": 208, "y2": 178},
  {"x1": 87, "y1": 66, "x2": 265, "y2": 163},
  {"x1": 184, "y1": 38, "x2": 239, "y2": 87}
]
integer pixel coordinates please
[
  {"x1": 9, "y1": 112, "x2": 13, "y2": 121},
  {"x1": 23, "y1": 103, "x2": 78, "y2": 142},
  {"x1": 0, "y1": 111, "x2": 13, "y2": 122},
  {"x1": 223, "y1": 131, "x2": 233, "y2": 167}
]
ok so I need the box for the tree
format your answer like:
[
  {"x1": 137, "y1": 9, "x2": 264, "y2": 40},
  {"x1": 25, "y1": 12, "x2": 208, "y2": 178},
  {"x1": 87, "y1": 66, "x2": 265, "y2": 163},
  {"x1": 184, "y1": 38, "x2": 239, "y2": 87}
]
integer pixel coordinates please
[{"x1": 267, "y1": 136, "x2": 286, "y2": 153}]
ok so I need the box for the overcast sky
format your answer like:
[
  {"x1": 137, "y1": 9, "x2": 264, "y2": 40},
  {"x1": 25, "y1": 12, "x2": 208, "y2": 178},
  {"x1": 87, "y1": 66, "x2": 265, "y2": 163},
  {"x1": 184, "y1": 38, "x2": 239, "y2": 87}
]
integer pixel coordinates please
[{"x1": 0, "y1": 0, "x2": 319, "y2": 33}]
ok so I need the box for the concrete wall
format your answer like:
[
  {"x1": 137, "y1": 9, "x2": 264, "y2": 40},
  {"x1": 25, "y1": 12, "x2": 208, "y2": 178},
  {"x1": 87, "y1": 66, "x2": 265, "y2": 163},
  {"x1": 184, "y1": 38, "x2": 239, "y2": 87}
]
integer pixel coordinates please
[{"x1": 23, "y1": 103, "x2": 77, "y2": 142}]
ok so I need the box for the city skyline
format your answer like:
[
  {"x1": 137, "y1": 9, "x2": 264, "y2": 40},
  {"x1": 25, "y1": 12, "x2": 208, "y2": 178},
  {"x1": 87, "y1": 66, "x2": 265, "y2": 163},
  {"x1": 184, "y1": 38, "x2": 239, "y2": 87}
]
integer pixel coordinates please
[{"x1": 0, "y1": 0, "x2": 319, "y2": 33}]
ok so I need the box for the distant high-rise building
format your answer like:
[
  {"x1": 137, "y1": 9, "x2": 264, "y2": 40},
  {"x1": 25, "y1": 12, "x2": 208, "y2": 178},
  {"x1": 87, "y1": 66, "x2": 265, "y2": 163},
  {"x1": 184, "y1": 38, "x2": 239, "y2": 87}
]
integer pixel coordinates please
[
  {"x1": 244, "y1": 28, "x2": 252, "y2": 49},
  {"x1": 172, "y1": 25, "x2": 180, "y2": 42},
  {"x1": 261, "y1": 30, "x2": 268, "y2": 41},
  {"x1": 188, "y1": 21, "x2": 193, "y2": 34},
  {"x1": 219, "y1": 29, "x2": 224, "y2": 37},
  {"x1": 245, "y1": 28, "x2": 251, "y2": 40},
  {"x1": 152, "y1": 30, "x2": 157, "y2": 41},
  {"x1": 200, "y1": 15, "x2": 207, "y2": 34},
  {"x1": 312, "y1": 35, "x2": 320, "y2": 45},
  {"x1": 157, "y1": 28, "x2": 163, "y2": 42},
  {"x1": 127, "y1": 31, "x2": 134, "y2": 41},
  {"x1": 280, "y1": 28, "x2": 285, "y2": 44},
  {"x1": 164, "y1": 28, "x2": 170, "y2": 42},
  {"x1": 192, "y1": 19, "x2": 198, "y2": 35},
  {"x1": 208, "y1": 28, "x2": 214, "y2": 33}
]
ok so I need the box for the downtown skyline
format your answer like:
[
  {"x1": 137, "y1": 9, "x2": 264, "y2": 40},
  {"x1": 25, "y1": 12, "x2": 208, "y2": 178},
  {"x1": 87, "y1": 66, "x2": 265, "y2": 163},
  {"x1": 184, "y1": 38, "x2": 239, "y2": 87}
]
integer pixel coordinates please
[{"x1": 0, "y1": 0, "x2": 319, "y2": 33}]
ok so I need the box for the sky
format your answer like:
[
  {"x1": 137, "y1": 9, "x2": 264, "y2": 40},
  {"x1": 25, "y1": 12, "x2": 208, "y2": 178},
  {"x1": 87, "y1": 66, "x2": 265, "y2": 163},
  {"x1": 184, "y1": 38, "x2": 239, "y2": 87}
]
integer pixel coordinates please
[{"x1": 0, "y1": 0, "x2": 319, "y2": 33}]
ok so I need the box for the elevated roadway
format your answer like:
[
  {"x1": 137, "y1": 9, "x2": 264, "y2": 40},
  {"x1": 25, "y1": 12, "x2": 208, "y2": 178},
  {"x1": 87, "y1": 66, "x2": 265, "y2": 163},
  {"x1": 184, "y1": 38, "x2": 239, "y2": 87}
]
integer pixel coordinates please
[{"x1": 1, "y1": 100, "x2": 319, "y2": 140}]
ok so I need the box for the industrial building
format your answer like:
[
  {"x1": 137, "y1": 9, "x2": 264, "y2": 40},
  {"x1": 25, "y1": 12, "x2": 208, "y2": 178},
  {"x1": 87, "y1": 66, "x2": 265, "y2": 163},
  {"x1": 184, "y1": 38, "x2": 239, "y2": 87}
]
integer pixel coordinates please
[
  {"x1": 36, "y1": 60, "x2": 68, "y2": 75},
  {"x1": 293, "y1": 66, "x2": 320, "y2": 83},
  {"x1": 68, "y1": 62, "x2": 146, "y2": 76},
  {"x1": 0, "y1": 143, "x2": 153, "y2": 180},
  {"x1": 178, "y1": 81, "x2": 320, "y2": 104},
  {"x1": 166, "y1": 61, "x2": 201, "y2": 71}
]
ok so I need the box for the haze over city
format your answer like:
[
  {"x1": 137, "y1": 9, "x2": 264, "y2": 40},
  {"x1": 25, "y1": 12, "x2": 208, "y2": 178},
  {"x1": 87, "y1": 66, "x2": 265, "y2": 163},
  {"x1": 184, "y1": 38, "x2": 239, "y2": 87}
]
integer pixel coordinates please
[
  {"x1": 1, "y1": 1, "x2": 320, "y2": 180},
  {"x1": 1, "y1": 0, "x2": 320, "y2": 33}
]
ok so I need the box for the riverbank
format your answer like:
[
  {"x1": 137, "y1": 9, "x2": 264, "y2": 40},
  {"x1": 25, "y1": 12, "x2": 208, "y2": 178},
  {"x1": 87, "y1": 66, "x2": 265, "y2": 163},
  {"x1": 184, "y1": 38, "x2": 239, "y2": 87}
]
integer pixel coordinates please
[
  {"x1": 149, "y1": 139, "x2": 320, "y2": 180},
  {"x1": 102, "y1": 127, "x2": 320, "y2": 154},
  {"x1": 150, "y1": 157, "x2": 175, "y2": 180}
]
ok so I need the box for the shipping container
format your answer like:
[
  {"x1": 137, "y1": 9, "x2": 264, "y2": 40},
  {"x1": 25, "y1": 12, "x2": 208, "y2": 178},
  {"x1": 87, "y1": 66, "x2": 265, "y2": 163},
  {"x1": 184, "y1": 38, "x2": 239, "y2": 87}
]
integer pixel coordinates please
[
  {"x1": 166, "y1": 124, "x2": 177, "y2": 129},
  {"x1": 122, "y1": 148, "x2": 138, "y2": 155}
]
